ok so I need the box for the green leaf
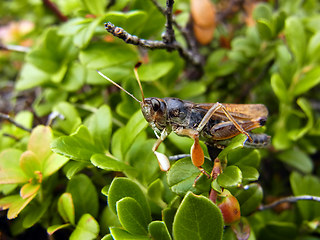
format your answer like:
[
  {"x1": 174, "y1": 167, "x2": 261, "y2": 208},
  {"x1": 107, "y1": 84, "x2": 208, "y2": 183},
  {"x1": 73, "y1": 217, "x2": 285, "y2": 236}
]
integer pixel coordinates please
[
  {"x1": 101, "y1": 234, "x2": 113, "y2": 240},
  {"x1": 0, "y1": 149, "x2": 27, "y2": 184},
  {"x1": 47, "y1": 224, "x2": 72, "y2": 235},
  {"x1": 79, "y1": 42, "x2": 138, "y2": 69},
  {"x1": 228, "y1": 149, "x2": 260, "y2": 168},
  {"x1": 90, "y1": 154, "x2": 134, "y2": 172},
  {"x1": 307, "y1": 32, "x2": 320, "y2": 62},
  {"x1": 122, "y1": 111, "x2": 148, "y2": 155},
  {"x1": 107, "y1": 178, "x2": 151, "y2": 223},
  {"x1": 110, "y1": 227, "x2": 150, "y2": 240},
  {"x1": 290, "y1": 172, "x2": 320, "y2": 220},
  {"x1": 257, "y1": 19, "x2": 273, "y2": 40},
  {"x1": 42, "y1": 153, "x2": 69, "y2": 177},
  {"x1": 105, "y1": 11, "x2": 148, "y2": 34},
  {"x1": 63, "y1": 161, "x2": 89, "y2": 180},
  {"x1": 252, "y1": 3, "x2": 273, "y2": 22},
  {"x1": 33, "y1": 89, "x2": 68, "y2": 117},
  {"x1": 167, "y1": 157, "x2": 212, "y2": 196},
  {"x1": 20, "y1": 183, "x2": 40, "y2": 199},
  {"x1": 117, "y1": 197, "x2": 149, "y2": 235},
  {"x1": 100, "y1": 206, "x2": 121, "y2": 233},
  {"x1": 61, "y1": 62, "x2": 86, "y2": 92},
  {"x1": 28, "y1": 125, "x2": 53, "y2": 161},
  {"x1": 238, "y1": 166, "x2": 259, "y2": 181},
  {"x1": 172, "y1": 192, "x2": 223, "y2": 240},
  {"x1": 147, "y1": 179, "x2": 164, "y2": 202},
  {"x1": 275, "y1": 45, "x2": 297, "y2": 84},
  {"x1": 51, "y1": 125, "x2": 103, "y2": 162},
  {"x1": 52, "y1": 102, "x2": 82, "y2": 135},
  {"x1": 148, "y1": 221, "x2": 172, "y2": 240},
  {"x1": 70, "y1": 214, "x2": 99, "y2": 240},
  {"x1": 19, "y1": 151, "x2": 41, "y2": 179},
  {"x1": 81, "y1": 0, "x2": 106, "y2": 15},
  {"x1": 0, "y1": 194, "x2": 36, "y2": 219},
  {"x1": 22, "y1": 200, "x2": 50, "y2": 228},
  {"x1": 66, "y1": 174, "x2": 99, "y2": 221},
  {"x1": 292, "y1": 66, "x2": 320, "y2": 96},
  {"x1": 73, "y1": 17, "x2": 103, "y2": 49},
  {"x1": 217, "y1": 134, "x2": 248, "y2": 161},
  {"x1": 277, "y1": 148, "x2": 313, "y2": 174},
  {"x1": 288, "y1": 98, "x2": 314, "y2": 140},
  {"x1": 217, "y1": 166, "x2": 242, "y2": 188},
  {"x1": 16, "y1": 63, "x2": 50, "y2": 90},
  {"x1": 86, "y1": 105, "x2": 112, "y2": 151},
  {"x1": 236, "y1": 183, "x2": 263, "y2": 216},
  {"x1": 58, "y1": 193, "x2": 75, "y2": 225},
  {"x1": 26, "y1": 48, "x2": 61, "y2": 73},
  {"x1": 285, "y1": 17, "x2": 306, "y2": 66},
  {"x1": 176, "y1": 82, "x2": 206, "y2": 99},
  {"x1": 271, "y1": 73, "x2": 289, "y2": 103},
  {"x1": 138, "y1": 62, "x2": 174, "y2": 82}
]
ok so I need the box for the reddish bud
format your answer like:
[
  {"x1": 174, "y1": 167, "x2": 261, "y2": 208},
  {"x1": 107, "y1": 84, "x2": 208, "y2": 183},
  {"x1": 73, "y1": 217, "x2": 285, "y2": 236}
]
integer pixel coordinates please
[{"x1": 217, "y1": 190, "x2": 241, "y2": 225}]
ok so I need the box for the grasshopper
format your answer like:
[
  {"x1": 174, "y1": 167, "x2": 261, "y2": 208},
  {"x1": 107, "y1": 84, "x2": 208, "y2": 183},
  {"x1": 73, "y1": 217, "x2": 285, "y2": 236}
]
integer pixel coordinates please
[{"x1": 97, "y1": 66, "x2": 270, "y2": 175}]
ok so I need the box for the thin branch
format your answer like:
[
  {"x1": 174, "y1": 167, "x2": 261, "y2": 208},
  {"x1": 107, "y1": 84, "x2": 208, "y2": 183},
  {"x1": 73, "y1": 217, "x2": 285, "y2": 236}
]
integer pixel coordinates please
[
  {"x1": 0, "y1": 43, "x2": 30, "y2": 53},
  {"x1": 169, "y1": 154, "x2": 211, "y2": 161},
  {"x1": 105, "y1": 22, "x2": 202, "y2": 67},
  {"x1": 258, "y1": 195, "x2": 320, "y2": 211},
  {"x1": 42, "y1": 0, "x2": 68, "y2": 22},
  {"x1": 0, "y1": 113, "x2": 32, "y2": 132},
  {"x1": 162, "y1": 0, "x2": 176, "y2": 44},
  {"x1": 149, "y1": 0, "x2": 199, "y2": 56},
  {"x1": 2, "y1": 133, "x2": 20, "y2": 141}
]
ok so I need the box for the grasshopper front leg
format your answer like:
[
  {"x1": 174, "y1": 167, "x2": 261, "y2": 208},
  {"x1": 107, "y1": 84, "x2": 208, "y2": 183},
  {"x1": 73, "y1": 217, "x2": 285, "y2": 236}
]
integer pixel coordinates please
[{"x1": 152, "y1": 129, "x2": 171, "y2": 171}]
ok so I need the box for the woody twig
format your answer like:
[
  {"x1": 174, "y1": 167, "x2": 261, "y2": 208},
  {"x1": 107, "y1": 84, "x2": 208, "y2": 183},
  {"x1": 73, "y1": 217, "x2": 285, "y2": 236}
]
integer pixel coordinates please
[
  {"x1": 105, "y1": 22, "x2": 201, "y2": 68},
  {"x1": 42, "y1": 0, "x2": 68, "y2": 22},
  {"x1": 0, "y1": 113, "x2": 32, "y2": 132},
  {"x1": 258, "y1": 195, "x2": 320, "y2": 211},
  {"x1": 105, "y1": 0, "x2": 203, "y2": 71}
]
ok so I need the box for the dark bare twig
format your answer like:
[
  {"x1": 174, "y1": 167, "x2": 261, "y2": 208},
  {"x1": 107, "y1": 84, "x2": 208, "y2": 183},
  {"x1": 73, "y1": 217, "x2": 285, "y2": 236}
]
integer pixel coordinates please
[
  {"x1": 149, "y1": 0, "x2": 199, "y2": 58},
  {"x1": 0, "y1": 113, "x2": 32, "y2": 132},
  {"x1": 105, "y1": 22, "x2": 202, "y2": 67},
  {"x1": 105, "y1": 0, "x2": 204, "y2": 71},
  {"x1": 258, "y1": 195, "x2": 320, "y2": 211},
  {"x1": 162, "y1": 0, "x2": 176, "y2": 44},
  {"x1": 42, "y1": 0, "x2": 68, "y2": 22}
]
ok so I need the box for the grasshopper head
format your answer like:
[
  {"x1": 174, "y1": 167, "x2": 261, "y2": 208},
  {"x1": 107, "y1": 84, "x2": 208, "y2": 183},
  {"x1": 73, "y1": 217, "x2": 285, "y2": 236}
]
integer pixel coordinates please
[{"x1": 141, "y1": 97, "x2": 168, "y2": 132}]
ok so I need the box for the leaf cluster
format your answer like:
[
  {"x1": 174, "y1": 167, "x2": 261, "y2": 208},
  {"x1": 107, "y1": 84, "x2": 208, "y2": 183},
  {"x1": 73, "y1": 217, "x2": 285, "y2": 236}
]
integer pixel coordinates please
[{"x1": 1, "y1": 0, "x2": 320, "y2": 239}]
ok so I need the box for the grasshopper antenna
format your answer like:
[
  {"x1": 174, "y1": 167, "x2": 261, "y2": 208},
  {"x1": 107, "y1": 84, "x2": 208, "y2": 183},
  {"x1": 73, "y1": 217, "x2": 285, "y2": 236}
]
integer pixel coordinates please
[
  {"x1": 133, "y1": 62, "x2": 145, "y2": 103},
  {"x1": 96, "y1": 70, "x2": 141, "y2": 103}
]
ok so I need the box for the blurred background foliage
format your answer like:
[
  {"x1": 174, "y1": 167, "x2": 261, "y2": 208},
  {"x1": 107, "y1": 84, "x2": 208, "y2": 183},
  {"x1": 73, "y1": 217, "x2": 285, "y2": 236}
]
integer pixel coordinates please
[{"x1": 0, "y1": 0, "x2": 320, "y2": 239}]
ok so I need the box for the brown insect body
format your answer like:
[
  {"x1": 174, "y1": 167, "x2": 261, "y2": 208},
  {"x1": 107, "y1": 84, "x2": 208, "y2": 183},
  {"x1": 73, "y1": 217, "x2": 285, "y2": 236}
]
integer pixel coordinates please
[
  {"x1": 97, "y1": 70, "x2": 270, "y2": 174},
  {"x1": 141, "y1": 97, "x2": 269, "y2": 147}
]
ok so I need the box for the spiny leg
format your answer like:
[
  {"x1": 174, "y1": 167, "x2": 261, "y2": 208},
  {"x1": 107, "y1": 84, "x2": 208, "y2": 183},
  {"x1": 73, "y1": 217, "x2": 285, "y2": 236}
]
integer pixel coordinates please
[{"x1": 196, "y1": 102, "x2": 253, "y2": 142}]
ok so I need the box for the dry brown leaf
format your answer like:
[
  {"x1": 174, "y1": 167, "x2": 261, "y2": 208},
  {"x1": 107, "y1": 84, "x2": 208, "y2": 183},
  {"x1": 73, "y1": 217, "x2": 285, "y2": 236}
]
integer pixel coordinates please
[{"x1": 190, "y1": 0, "x2": 216, "y2": 28}]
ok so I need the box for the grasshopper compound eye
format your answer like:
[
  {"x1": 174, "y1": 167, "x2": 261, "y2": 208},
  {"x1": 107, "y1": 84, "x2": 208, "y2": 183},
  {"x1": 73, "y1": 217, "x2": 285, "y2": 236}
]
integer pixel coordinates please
[{"x1": 151, "y1": 99, "x2": 161, "y2": 111}]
